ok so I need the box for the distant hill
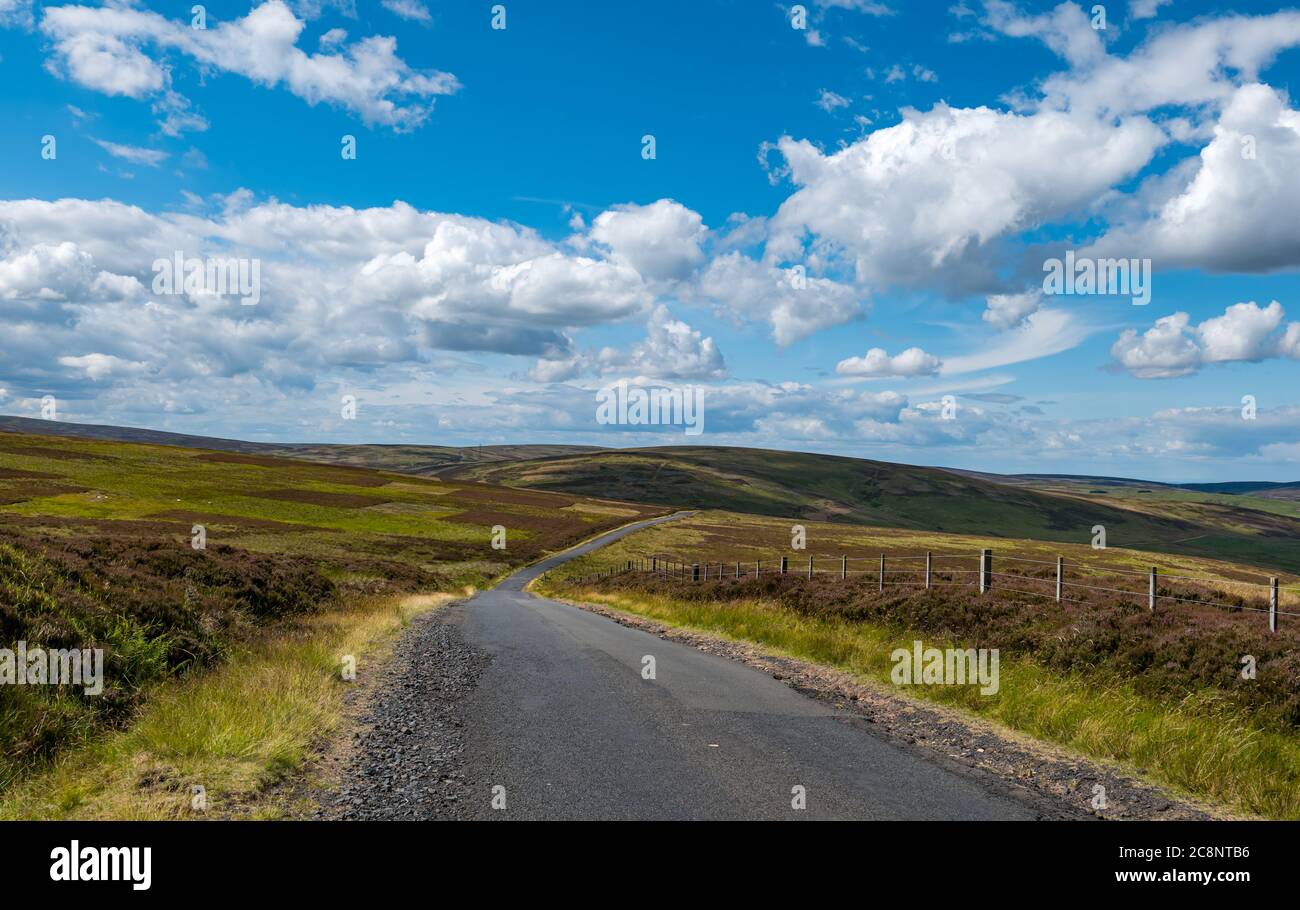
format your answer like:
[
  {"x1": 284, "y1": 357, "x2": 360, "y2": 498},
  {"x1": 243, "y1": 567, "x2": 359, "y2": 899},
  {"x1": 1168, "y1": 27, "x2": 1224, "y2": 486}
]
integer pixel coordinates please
[
  {"x1": 0, "y1": 416, "x2": 602, "y2": 476},
  {"x1": 945, "y1": 469, "x2": 1177, "y2": 490},
  {"x1": 447, "y1": 446, "x2": 1300, "y2": 574},
  {"x1": 950, "y1": 470, "x2": 1300, "y2": 497},
  {"x1": 1177, "y1": 480, "x2": 1300, "y2": 500}
]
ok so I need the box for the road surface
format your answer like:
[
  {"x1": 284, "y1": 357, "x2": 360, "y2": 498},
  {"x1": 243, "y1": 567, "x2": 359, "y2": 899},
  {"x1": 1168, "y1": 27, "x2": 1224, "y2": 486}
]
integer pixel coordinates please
[{"x1": 448, "y1": 513, "x2": 1043, "y2": 820}]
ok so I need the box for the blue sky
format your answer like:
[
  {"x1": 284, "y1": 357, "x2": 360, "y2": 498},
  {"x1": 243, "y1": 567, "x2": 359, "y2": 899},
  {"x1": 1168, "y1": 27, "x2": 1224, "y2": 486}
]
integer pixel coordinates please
[{"x1": 2, "y1": 0, "x2": 1300, "y2": 481}]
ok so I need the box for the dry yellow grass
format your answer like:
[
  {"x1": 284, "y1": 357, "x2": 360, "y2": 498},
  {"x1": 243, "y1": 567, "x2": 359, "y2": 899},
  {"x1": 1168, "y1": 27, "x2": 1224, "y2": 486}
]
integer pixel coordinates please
[{"x1": 0, "y1": 592, "x2": 456, "y2": 820}]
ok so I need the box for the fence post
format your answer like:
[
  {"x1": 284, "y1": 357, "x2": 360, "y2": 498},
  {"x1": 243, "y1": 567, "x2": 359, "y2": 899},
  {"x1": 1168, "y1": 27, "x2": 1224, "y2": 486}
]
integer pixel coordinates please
[
  {"x1": 925, "y1": 551, "x2": 932, "y2": 590},
  {"x1": 692, "y1": 563, "x2": 700, "y2": 583},
  {"x1": 841, "y1": 555, "x2": 847, "y2": 580},
  {"x1": 1148, "y1": 567, "x2": 1157, "y2": 612},
  {"x1": 1270, "y1": 577, "x2": 1278, "y2": 633},
  {"x1": 1056, "y1": 556, "x2": 1064, "y2": 604},
  {"x1": 979, "y1": 549, "x2": 992, "y2": 593},
  {"x1": 878, "y1": 554, "x2": 885, "y2": 592},
  {"x1": 735, "y1": 562, "x2": 740, "y2": 579},
  {"x1": 780, "y1": 556, "x2": 788, "y2": 575},
  {"x1": 808, "y1": 555, "x2": 813, "y2": 579},
  {"x1": 755, "y1": 559, "x2": 761, "y2": 578}
]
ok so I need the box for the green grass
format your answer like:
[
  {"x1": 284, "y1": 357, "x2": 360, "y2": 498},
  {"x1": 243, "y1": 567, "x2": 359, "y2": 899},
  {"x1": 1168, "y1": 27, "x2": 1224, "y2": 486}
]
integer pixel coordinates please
[{"x1": 0, "y1": 429, "x2": 663, "y2": 586}]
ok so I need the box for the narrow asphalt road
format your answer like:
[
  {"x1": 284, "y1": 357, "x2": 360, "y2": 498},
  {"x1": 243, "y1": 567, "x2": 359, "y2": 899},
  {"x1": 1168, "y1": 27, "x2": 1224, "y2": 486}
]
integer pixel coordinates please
[{"x1": 447, "y1": 513, "x2": 1043, "y2": 820}]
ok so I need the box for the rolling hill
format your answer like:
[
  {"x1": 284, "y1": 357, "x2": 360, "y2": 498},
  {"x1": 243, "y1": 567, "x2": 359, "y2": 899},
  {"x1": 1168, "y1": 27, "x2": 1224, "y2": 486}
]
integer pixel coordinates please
[
  {"x1": 4, "y1": 418, "x2": 1297, "y2": 572},
  {"x1": 0, "y1": 416, "x2": 602, "y2": 476},
  {"x1": 447, "y1": 446, "x2": 1300, "y2": 574}
]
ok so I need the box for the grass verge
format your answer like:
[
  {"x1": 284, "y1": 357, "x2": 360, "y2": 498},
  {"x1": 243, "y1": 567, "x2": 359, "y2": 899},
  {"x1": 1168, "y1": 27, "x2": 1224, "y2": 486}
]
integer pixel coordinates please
[{"x1": 0, "y1": 590, "x2": 456, "y2": 820}]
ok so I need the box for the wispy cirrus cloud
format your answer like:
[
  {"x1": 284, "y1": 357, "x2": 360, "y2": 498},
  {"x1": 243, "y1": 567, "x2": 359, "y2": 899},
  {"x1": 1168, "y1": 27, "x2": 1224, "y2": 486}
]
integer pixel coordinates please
[
  {"x1": 381, "y1": 0, "x2": 431, "y2": 23},
  {"x1": 93, "y1": 139, "x2": 168, "y2": 167},
  {"x1": 941, "y1": 309, "x2": 1094, "y2": 376}
]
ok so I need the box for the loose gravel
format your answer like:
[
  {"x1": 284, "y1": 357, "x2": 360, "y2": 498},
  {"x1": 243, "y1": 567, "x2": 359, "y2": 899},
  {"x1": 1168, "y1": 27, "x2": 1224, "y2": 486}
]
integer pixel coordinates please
[{"x1": 314, "y1": 602, "x2": 490, "y2": 820}]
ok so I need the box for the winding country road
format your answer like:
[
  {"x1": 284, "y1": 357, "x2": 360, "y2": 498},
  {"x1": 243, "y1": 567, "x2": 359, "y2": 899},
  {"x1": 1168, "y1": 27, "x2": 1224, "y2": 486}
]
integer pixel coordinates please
[{"x1": 328, "y1": 513, "x2": 1050, "y2": 820}]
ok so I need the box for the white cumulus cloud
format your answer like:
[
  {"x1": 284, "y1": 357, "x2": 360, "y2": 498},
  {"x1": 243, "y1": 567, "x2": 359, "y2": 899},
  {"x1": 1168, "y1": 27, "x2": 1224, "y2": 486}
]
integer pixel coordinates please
[
  {"x1": 835, "y1": 346, "x2": 942, "y2": 378},
  {"x1": 40, "y1": 1, "x2": 460, "y2": 131},
  {"x1": 1111, "y1": 300, "x2": 1300, "y2": 378}
]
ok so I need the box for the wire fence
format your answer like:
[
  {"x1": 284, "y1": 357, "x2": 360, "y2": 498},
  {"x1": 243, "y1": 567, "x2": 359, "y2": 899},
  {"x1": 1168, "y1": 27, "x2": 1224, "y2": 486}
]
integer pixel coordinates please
[{"x1": 571, "y1": 548, "x2": 1299, "y2": 634}]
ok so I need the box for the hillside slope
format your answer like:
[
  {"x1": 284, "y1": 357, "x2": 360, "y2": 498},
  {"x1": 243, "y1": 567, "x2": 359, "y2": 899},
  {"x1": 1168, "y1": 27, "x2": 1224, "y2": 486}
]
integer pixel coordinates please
[
  {"x1": 448, "y1": 446, "x2": 1300, "y2": 574},
  {"x1": 0, "y1": 416, "x2": 601, "y2": 476}
]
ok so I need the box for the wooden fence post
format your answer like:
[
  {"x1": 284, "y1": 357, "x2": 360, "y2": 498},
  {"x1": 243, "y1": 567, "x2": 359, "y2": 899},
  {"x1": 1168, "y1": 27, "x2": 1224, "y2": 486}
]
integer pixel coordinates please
[
  {"x1": 692, "y1": 563, "x2": 700, "y2": 583},
  {"x1": 807, "y1": 555, "x2": 813, "y2": 579},
  {"x1": 1056, "y1": 556, "x2": 1064, "y2": 603},
  {"x1": 841, "y1": 555, "x2": 847, "y2": 580},
  {"x1": 878, "y1": 554, "x2": 885, "y2": 592},
  {"x1": 979, "y1": 549, "x2": 992, "y2": 593},
  {"x1": 925, "y1": 551, "x2": 932, "y2": 590},
  {"x1": 1148, "y1": 567, "x2": 1157, "y2": 612},
  {"x1": 780, "y1": 556, "x2": 788, "y2": 575},
  {"x1": 735, "y1": 562, "x2": 740, "y2": 579},
  {"x1": 1270, "y1": 577, "x2": 1278, "y2": 633},
  {"x1": 755, "y1": 559, "x2": 761, "y2": 578}
]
